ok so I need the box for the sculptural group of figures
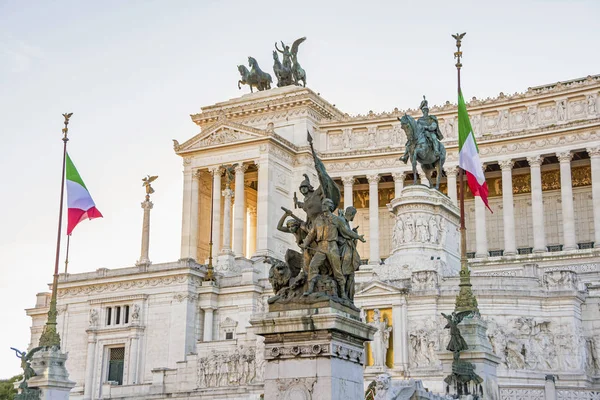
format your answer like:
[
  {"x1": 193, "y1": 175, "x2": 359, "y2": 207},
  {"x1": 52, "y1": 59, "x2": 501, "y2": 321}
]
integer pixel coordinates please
[
  {"x1": 392, "y1": 214, "x2": 447, "y2": 247},
  {"x1": 238, "y1": 37, "x2": 307, "y2": 92},
  {"x1": 196, "y1": 345, "x2": 264, "y2": 388},
  {"x1": 268, "y1": 132, "x2": 365, "y2": 307}
]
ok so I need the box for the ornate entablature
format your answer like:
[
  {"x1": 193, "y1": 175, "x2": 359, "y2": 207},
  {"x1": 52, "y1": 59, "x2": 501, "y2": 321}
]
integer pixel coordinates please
[
  {"x1": 189, "y1": 86, "x2": 345, "y2": 128},
  {"x1": 318, "y1": 74, "x2": 600, "y2": 156},
  {"x1": 174, "y1": 120, "x2": 270, "y2": 153}
]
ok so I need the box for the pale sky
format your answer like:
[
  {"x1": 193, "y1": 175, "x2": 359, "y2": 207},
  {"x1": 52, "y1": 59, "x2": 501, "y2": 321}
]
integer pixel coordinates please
[{"x1": 1, "y1": 0, "x2": 599, "y2": 377}]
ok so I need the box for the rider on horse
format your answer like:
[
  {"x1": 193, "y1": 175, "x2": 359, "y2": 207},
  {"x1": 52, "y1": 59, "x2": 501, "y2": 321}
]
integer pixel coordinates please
[{"x1": 417, "y1": 96, "x2": 444, "y2": 157}]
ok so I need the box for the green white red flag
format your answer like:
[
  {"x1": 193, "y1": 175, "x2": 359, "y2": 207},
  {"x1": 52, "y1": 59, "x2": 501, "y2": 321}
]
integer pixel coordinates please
[
  {"x1": 66, "y1": 153, "x2": 102, "y2": 234},
  {"x1": 458, "y1": 90, "x2": 491, "y2": 211}
]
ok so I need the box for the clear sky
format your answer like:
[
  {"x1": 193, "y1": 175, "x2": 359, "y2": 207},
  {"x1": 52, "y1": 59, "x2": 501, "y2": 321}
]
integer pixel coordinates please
[{"x1": 1, "y1": 0, "x2": 598, "y2": 377}]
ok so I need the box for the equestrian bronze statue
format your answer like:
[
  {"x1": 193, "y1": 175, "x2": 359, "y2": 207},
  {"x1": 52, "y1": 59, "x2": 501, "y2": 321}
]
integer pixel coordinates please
[{"x1": 398, "y1": 96, "x2": 446, "y2": 189}]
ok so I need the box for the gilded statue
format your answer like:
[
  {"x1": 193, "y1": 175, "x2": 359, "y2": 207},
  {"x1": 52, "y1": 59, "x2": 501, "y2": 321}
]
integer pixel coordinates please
[
  {"x1": 398, "y1": 96, "x2": 446, "y2": 189},
  {"x1": 142, "y1": 175, "x2": 158, "y2": 200}
]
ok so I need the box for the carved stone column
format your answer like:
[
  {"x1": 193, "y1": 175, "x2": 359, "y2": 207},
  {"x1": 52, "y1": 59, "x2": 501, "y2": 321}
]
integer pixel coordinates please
[
  {"x1": 392, "y1": 172, "x2": 405, "y2": 198},
  {"x1": 180, "y1": 167, "x2": 198, "y2": 261},
  {"x1": 444, "y1": 165, "x2": 458, "y2": 206},
  {"x1": 203, "y1": 307, "x2": 214, "y2": 342},
  {"x1": 557, "y1": 151, "x2": 577, "y2": 250},
  {"x1": 136, "y1": 199, "x2": 154, "y2": 266},
  {"x1": 233, "y1": 164, "x2": 247, "y2": 257},
  {"x1": 254, "y1": 158, "x2": 274, "y2": 257},
  {"x1": 247, "y1": 205, "x2": 257, "y2": 257},
  {"x1": 499, "y1": 159, "x2": 516, "y2": 256},
  {"x1": 83, "y1": 331, "x2": 96, "y2": 400},
  {"x1": 129, "y1": 334, "x2": 140, "y2": 384},
  {"x1": 474, "y1": 195, "x2": 488, "y2": 258},
  {"x1": 528, "y1": 155, "x2": 547, "y2": 253},
  {"x1": 221, "y1": 188, "x2": 234, "y2": 254},
  {"x1": 209, "y1": 167, "x2": 222, "y2": 257},
  {"x1": 392, "y1": 300, "x2": 408, "y2": 371},
  {"x1": 367, "y1": 174, "x2": 381, "y2": 264},
  {"x1": 587, "y1": 147, "x2": 600, "y2": 247},
  {"x1": 341, "y1": 176, "x2": 355, "y2": 209}
]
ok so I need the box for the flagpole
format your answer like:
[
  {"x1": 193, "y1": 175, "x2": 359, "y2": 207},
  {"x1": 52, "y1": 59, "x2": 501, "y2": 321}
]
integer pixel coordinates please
[
  {"x1": 39, "y1": 113, "x2": 72, "y2": 348},
  {"x1": 64, "y1": 235, "x2": 71, "y2": 274},
  {"x1": 452, "y1": 34, "x2": 479, "y2": 315},
  {"x1": 205, "y1": 168, "x2": 216, "y2": 282}
]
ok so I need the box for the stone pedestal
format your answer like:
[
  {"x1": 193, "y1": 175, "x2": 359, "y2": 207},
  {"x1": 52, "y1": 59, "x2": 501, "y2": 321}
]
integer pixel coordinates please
[
  {"x1": 386, "y1": 185, "x2": 460, "y2": 277},
  {"x1": 438, "y1": 317, "x2": 500, "y2": 400},
  {"x1": 27, "y1": 347, "x2": 76, "y2": 400},
  {"x1": 250, "y1": 302, "x2": 375, "y2": 400}
]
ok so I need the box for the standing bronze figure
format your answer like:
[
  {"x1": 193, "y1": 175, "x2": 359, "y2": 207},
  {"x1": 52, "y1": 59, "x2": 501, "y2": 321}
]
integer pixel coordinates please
[
  {"x1": 398, "y1": 96, "x2": 446, "y2": 189},
  {"x1": 266, "y1": 132, "x2": 365, "y2": 310},
  {"x1": 274, "y1": 37, "x2": 306, "y2": 87}
]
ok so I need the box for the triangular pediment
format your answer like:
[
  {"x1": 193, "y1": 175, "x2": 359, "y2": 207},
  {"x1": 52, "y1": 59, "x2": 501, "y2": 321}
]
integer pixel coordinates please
[
  {"x1": 175, "y1": 121, "x2": 268, "y2": 152},
  {"x1": 356, "y1": 280, "x2": 404, "y2": 297}
]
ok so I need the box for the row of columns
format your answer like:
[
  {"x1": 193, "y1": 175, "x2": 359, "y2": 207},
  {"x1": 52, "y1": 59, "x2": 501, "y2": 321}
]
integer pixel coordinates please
[
  {"x1": 183, "y1": 147, "x2": 600, "y2": 264},
  {"x1": 457, "y1": 148, "x2": 600, "y2": 256},
  {"x1": 182, "y1": 163, "x2": 255, "y2": 262},
  {"x1": 338, "y1": 147, "x2": 600, "y2": 261}
]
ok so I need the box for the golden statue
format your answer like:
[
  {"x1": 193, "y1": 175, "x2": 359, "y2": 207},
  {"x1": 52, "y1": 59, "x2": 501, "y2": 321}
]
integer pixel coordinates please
[{"x1": 142, "y1": 175, "x2": 158, "y2": 200}]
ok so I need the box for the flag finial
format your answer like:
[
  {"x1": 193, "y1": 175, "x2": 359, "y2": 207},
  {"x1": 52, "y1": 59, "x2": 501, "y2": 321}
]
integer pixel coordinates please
[{"x1": 452, "y1": 32, "x2": 466, "y2": 69}]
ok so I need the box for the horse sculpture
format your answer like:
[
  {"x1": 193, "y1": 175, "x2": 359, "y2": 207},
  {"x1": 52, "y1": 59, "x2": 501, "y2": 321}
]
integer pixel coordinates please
[
  {"x1": 272, "y1": 51, "x2": 293, "y2": 87},
  {"x1": 398, "y1": 114, "x2": 446, "y2": 189},
  {"x1": 291, "y1": 37, "x2": 306, "y2": 87},
  {"x1": 237, "y1": 57, "x2": 272, "y2": 93}
]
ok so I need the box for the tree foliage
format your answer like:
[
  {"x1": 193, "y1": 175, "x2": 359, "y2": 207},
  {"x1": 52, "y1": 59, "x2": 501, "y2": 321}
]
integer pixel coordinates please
[{"x1": 0, "y1": 375, "x2": 22, "y2": 400}]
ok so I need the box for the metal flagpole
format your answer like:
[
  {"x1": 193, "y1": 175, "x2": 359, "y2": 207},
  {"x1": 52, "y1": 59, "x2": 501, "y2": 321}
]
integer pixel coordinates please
[
  {"x1": 39, "y1": 113, "x2": 72, "y2": 348},
  {"x1": 452, "y1": 34, "x2": 479, "y2": 315},
  {"x1": 205, "y1": 168, "x2": 216, "y2": 282},
  {"x1": 64, "y1": 235, "x2": 71, "y2": 274}
]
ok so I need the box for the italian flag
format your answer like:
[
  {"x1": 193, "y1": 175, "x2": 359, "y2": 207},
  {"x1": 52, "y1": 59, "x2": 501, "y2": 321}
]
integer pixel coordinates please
[
  {"x1": 458, "y1": 90, "x2": 490, "y2": 211},
  {"x1": 66, "y1": 153, "x2": 102, "y2": 235}
]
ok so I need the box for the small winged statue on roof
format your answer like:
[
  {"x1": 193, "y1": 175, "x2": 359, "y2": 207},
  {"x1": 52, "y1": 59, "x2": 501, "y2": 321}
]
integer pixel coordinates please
[{"x1": 142, "y1": 175, "x2": 158, "y2": 200}]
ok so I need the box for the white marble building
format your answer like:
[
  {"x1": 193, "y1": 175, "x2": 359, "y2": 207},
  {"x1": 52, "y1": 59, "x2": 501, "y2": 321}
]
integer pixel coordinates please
[{"x1": 26, "y1": 75, "x2": 600, "y2": 399}]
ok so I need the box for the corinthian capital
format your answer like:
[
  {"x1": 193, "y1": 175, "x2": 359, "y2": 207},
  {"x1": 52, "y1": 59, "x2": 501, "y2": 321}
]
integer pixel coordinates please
[
  {"x1": 391, "y1": 172, "x2": 405, "y2": 182},
  {"x1": 498, "y1": 159, "x2": 514, "y2": 171},
  {"x1": 208, "y1": 166, "x2": 222, "y2": 176},
  {"x1": 556, "y1": 151, "x2": 572, "y2": 163},
  {"x1": 234, "y1": 163, "x2": 248, "y2": 174},
  {"x1": 341, "y1": 176, "x2": 355, "y2": 186},
  {"x1": 587, "y1": 146, "x2": 600, "y2": 158},
  {"x1": 366, "y1": 174, "x2": 381, "y2": 185},
  {"x1": 443, "y1": 165, "x2": 459, "y2": 176},
  {"x1": 527, "y1": 155, "x2": 544, "y2": 167}
]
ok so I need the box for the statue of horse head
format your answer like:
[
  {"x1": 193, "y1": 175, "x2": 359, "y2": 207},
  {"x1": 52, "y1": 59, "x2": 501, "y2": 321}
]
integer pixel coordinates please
[
  {"x1": 398, "y1": 114, "x2": 416, "y2": 141},
  {"x1": 238, "y1": 65, "x2": 249, "y2": 77},
  {"x1": 272, "y1": 50, "x2": 279, "y2": 62},
  {"x1": 248, "y1": 56, "x2": 257, "y2": 68}
]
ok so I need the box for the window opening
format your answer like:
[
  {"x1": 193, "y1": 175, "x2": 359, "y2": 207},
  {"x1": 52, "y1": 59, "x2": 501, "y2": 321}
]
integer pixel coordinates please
[{"x1": 108, "y1": 347, "x2": 125, "y2": 385}]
